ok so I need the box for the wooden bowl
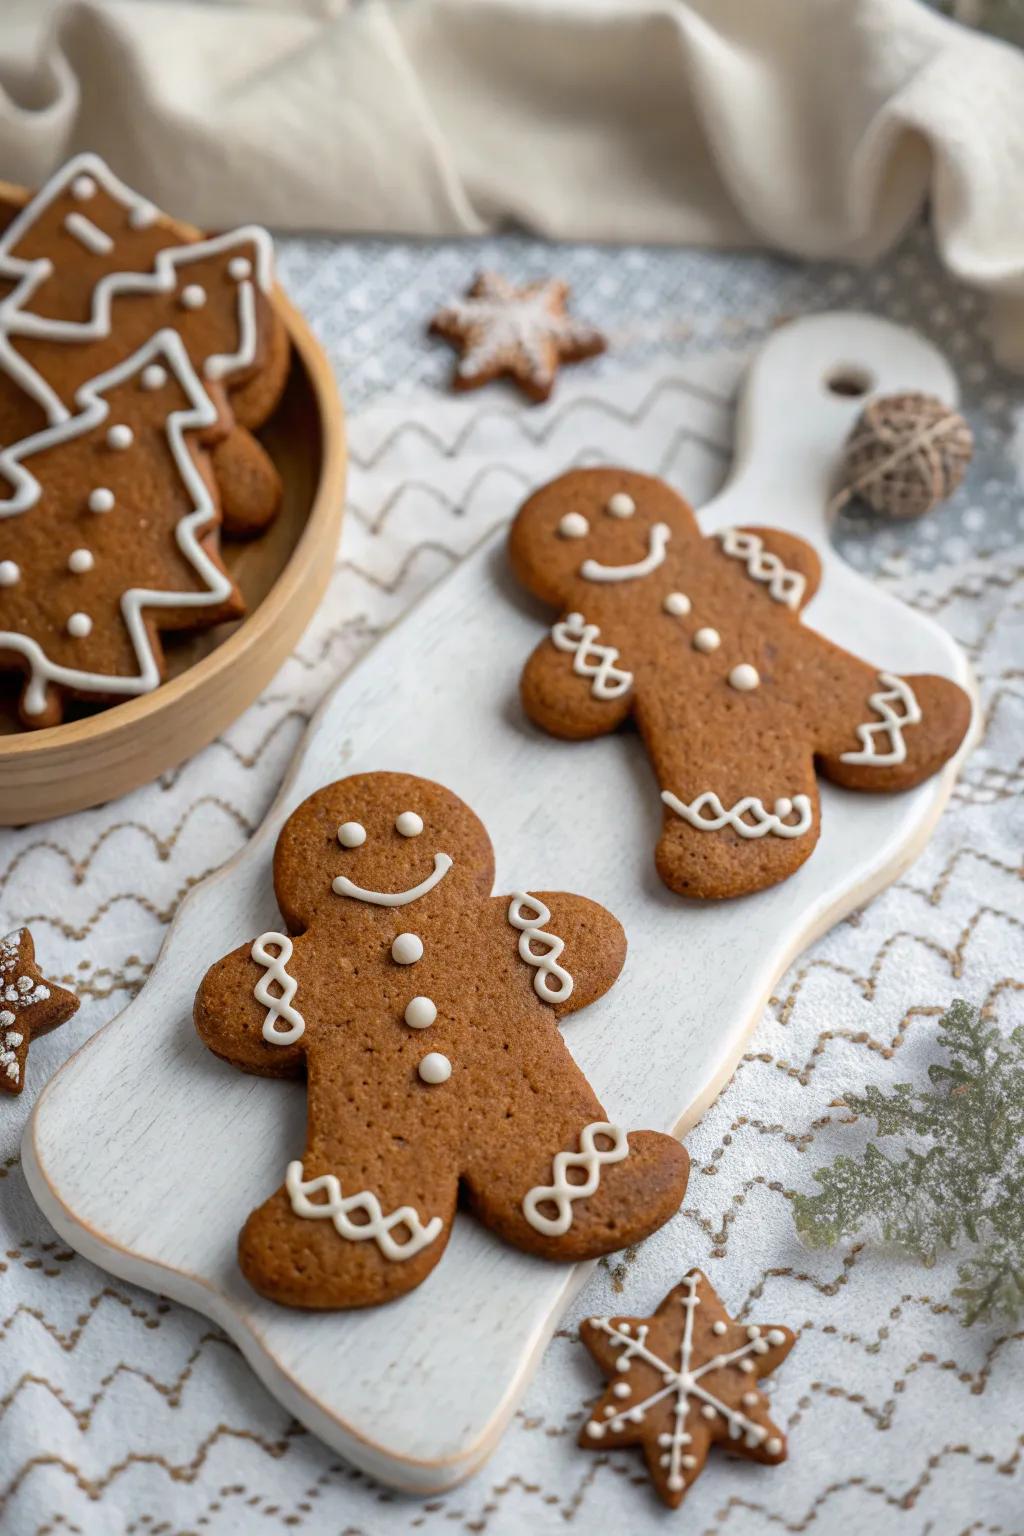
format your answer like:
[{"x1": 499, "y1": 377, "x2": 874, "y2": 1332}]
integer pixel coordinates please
[{"x1": 0, "y1": 196, "x2": 346, "y2": 825}]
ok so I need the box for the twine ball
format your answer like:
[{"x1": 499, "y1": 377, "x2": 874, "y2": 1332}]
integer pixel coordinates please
[{"x1": 835, "y1": 391, "x2": 973, "y2": 521}]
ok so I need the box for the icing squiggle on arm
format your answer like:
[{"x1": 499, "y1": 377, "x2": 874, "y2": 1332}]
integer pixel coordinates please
[
  {"x1": 550, "y1": 612, "x2": 633, "y2": 700},
  {"x1": 507, "y1": 892, "x2": 574, "y2": 1002},
  {"x1": 717, "y1": 528, "x2": 806, "y2": 609},
  {"x1": 839, "y1": 673, "x2": 921, "y2": 765},
  {"x1": 251, "y1": 932, "x2": 305, "y2": 1045},
  {"x1": 522, "y1": 1122, "x2": 628, "y2": 1236}
]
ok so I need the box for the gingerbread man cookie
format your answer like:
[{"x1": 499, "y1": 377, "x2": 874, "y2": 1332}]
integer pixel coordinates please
[
  {"x1": 0, "y1": 153, "x2": 287, "y2": 534},
  {"x1": 509, "y1": 468, "x2": 972, "y2": 899},
  {"x1": 0, "y1": 328, "x2": 242, "y2": 728},
  {"x1": 194, "y1": 772, "x2": 689, "y2": 1309},
  {"x1": 0, "y1": 928, "x2": 78, "y2": 1095}
]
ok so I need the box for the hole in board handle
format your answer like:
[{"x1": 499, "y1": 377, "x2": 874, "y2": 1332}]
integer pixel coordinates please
[{"x1": 824, "y1": 365, "x2": 874, "y2": 398}]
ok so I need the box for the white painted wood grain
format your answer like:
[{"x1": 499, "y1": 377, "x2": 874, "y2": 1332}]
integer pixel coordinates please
[{"x1": 23, "y1": 315, "x2": 978, "y2": 1494}]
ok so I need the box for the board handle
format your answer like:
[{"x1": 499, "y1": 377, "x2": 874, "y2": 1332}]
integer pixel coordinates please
[{"x1": 701, "y1": 312, "x2": 958, "y2": 540}]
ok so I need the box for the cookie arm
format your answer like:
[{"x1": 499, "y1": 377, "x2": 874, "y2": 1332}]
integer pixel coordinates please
[
  {"x1": 717, "y1": 525, "x2": 822, "y2": 612},
  {"x1": 497, "y1": 891, "x2": 626, "y2": 1018},
  {"x1": 194, "y1": 937, "x2": 306, "y2": 1079},
  {"x1": 520, "y1": 629, "x2": 633, "y2": 741},
  {"x1": 809, "y1": 638, "x2": 973, "y2": 792}
]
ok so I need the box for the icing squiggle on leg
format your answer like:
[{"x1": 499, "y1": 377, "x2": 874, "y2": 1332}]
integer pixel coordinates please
[{"x1": 661, "y1": 790, "x2": 813, "y2": 839}]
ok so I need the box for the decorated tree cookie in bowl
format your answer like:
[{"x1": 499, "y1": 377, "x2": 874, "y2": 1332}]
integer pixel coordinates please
[
  {"x1": 193, "y1": 771, "x2": 690, "y2": 1309},
  {"x1": 509, "y1": 467, "x2": 972, "y2": 900}
]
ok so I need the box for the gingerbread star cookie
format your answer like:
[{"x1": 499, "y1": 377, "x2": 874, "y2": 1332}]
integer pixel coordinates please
[
  {"x1": 0, "y1": 928, "x2": 78, "y2": 1094},
  {"x1": 194, "y1": 771, "x2": 689, "y2": 1309},
  {"x1": 579, "y1": 1270, "x2": 796, "y2": 1509},
  {"x1": 429, "y1": 272, "x2": 605, "y2": 403}
]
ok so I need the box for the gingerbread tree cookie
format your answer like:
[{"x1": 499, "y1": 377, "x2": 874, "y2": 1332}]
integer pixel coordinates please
[
  {"x1": 0, "y1": 153, "x2": 287, "y2": 534},
  {"x1": 0, "y1": 328, "x2": 242, "y2": 728},
  {"x1": 430, "y1": 271, "x2": 606, "y2": 403},
  {"x1": 0, "y1": 928, "x2": 78, "y2": 1095},
  {"x1": 578, "y1": 1270, "x2": 796, "y2": 1509},
  {"x1": 194, "y1": 771, "x2": 690, "y2": 1309},
  {"x1": 509, "y1": 468, "x2": 972, "y2": 900}
]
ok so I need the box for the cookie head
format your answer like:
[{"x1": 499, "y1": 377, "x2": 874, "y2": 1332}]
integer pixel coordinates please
[
  {"x1": 508, "y1": 468, "x2": 700, "y2": 608},
  {"x1": 273, "y1": 772, "x2": 495, "y2": 931}
]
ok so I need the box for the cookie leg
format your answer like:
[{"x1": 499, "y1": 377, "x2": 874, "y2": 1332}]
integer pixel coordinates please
[
  {"x1": 463, "y1": 1111, "x2": 689, "y2": 1262},
  {"x1": 645, "y1": 714, "x2": 821, "y2": 900},
  {"x1": 238, "y1": 1148, "x2": 458, "y2": 1310}
]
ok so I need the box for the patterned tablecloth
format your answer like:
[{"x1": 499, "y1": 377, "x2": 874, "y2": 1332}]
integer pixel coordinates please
[{"x1": 1, "y1": 224, "x2": 1022, "y2": 1535}]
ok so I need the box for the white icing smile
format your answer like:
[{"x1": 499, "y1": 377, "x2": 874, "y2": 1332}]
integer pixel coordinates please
[
  {"x1": 332, "y1": 851, "x2": 453, "y2": 906},
  {"x1": 580, "y1": 522, "x2": 670, "y2": 584}
]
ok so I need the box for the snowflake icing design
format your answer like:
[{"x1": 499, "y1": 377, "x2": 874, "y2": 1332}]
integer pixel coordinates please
[
  {"x1": 579, "y1": 1270, "x2": 796, "y2": 1508},
  {"x1": 430, "y1": 272, "x2": 605, "y2": 401}
]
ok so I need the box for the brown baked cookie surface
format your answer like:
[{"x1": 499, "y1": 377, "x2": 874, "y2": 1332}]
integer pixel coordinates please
[
  {"x1": 194, "y1": 771, "x2": 689, "y2": 1310},
  {"x1": 0, "y1": 330, "x2": 243, "y2": 728},
  {"x1": 578, "y1": 1269, "x2": 796, "y2": 1509},
  {"x1": 0, "y1": 153, "x2": 287, "y2": 534},
  {"x1": 0, "y1": 927, "x2": 78, "y2": 1094},
  {"x1": 509, "y1": 467, "x2": 972, "y2": 900}
]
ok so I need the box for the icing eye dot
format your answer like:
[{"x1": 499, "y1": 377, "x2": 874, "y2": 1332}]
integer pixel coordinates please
[
  {"x1": 417, "y1": 1051, "x2": 451, "y2": 1085},
  {"x1": 71, "y1": 175, "x2": 96, "y2": 201},
  {"x1": 404, "y1": 996, "x2": 437, "y2": 1030},
  {"x1": 395, "y1": 810, "x2": 423, "y2": 838},
  {"x1": 106, "y1": 424, "x2": 133, "y2": 450},
  {"x1": 88, "y1": 487, "x2": 115, "y2": 513},
  {"x1": 663, "y1": 591, "x2": 691, "y2": 617},
  {"x1": 0, "y1": 560, "x2": 20, "y2": 587},
  {"x1": 66, "y1": 611, "x2": 92, "y2": 638},
  {"x1": 392, "y1": 932, "x2": 424, "y2": 965},
  {"x1": 180, "y1": 284, "x2": 207, "y2": 310},
  {"x1": 693, "y1": 627, "x2": 720, "y2": 653},
  {"x1": 337, "y1": 821, "x2": 366, "y2": 848},
  {"x1": 68, "y1": 548, "x2": 94, "y2": 575},
  {"x1": 558, "y1": 511, "x2": 589, "y2": 539},
  {"x1": 228, "y1": 256, "x2": 252, "y2": 281},
  {"x1": 729, "y1": 663, "x2": 760, "y2": 691},
  {"x1": 141, "y1": 364, "x2": 167, "y2": 391},
  {"x1": 606, "y1": 492, "x2": 635, "y2": 518}
]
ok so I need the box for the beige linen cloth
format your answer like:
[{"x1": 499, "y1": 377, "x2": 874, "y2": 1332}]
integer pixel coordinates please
[{"x1": 1, "y1": 0, "x2": 1023, "y2": 363}]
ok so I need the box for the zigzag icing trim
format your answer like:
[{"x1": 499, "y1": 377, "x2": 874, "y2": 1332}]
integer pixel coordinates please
[
  {"x1": 252, "y1": 932, "x2": 305, "y2": 1045},
  {"x1": 839, "y1": 672, "x2": 922, "y2": 766},
  {"x1": 522, "y1": 1122, "x2": 628, "y2": 1236},
  {"x1": 550, "y1": 612, "x2": 633, "y2": 700},
  {"x1": 661, "y1": 790, "x2": 813, "y2": 839},
  {"x1": 508, "y1": 891, "x2": 574, "y2": 1003},
  {"x1": 285, "y1": 1160, "x2": 443, "y2": 1262},
  {"x1": 717, "y1": 527, "x2": 805, "y2": 610}
]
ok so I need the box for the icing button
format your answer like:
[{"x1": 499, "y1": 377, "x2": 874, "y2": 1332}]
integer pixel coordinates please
[
  {"x1": 337, "y1": 821, "x2": 366, "y2": 848},
  {"x1": 141, "y1": 364, "x2": 168, "y2": 391},
  {"x1": 106, "y1": 424, "x2": 133, "y2": 450},
  {"x1": 67, "y1": 548, "x2": 94, "y2": 575},
  {"x1": 88, "y1": 487, "x2": 115, "y2": 513},
  {"x1": 180, "y1": 284, "x2": 207, "y2": 310},
  {"x1": 0, "y1": 560, "x2": 20, "y2": 587},
  {"x1": 66, "y1": 612, "x2": 92, "y2": 638},
  {"x1": 404, "y1": 996, "x2": 437, "y2": 1029},
  {"x1": 392, "y1": 932, "x2": 423, "y2": 965},
  {"x1": 663, "y1": 591, "x2": 691, "y2": 617},
  {"x1": 728, "y1": 663, "x2": 760, "y2": 691},
  {"x1": 417, "y1": 1051, "x2": 451, "y2": 1085},
  {"x1": 558, "y1": 511, "x2": 589, "y2": 539},
  {"x1": 606, "y1": 492, "x2": 635, "y2": 518},
  {"x1": 693, "y1": 627, "x2": 720, "y2": 653}
]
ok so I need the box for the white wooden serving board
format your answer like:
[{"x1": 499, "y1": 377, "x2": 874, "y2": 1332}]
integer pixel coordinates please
[{"x1": 24, "y1": 315, "x2": 978, "y2": 1494}]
